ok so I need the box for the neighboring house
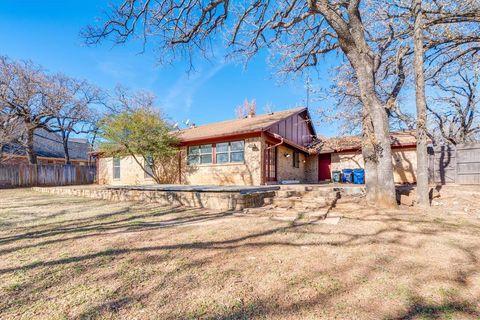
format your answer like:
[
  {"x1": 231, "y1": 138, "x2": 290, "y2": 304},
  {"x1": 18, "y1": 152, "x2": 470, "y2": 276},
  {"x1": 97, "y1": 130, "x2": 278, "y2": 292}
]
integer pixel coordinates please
[
  {"x1": 1, "y1": 129, "x2": 93, "y2": 166},
  {"x1": 96, "y1": 107, "x2": 420, "y2": 186}
]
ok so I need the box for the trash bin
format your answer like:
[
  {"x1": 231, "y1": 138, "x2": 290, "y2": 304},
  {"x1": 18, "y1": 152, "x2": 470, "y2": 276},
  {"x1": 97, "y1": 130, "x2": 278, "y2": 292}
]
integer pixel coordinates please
[
  {"x1": 353, "y1": 168, "x2": 365, "y2": 184},
  {"x1": 332, "y1": 170, "x2": 342, "y2": 183},
  {"x1": 342, "y1": 169, "x2": 354, "y2": 183}
]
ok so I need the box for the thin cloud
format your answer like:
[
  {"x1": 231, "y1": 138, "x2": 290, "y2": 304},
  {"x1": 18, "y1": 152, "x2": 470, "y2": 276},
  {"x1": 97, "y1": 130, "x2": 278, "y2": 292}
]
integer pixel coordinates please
[{"x1": 161, "y1": 62, "x2": 227, "y2": 113}]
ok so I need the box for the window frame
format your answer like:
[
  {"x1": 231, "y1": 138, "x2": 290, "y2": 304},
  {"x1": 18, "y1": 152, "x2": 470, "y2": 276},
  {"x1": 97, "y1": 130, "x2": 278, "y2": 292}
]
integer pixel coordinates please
[
  {"x1": 187, "y1": 144, "x2": 213, "y2": 165},
  {"x1": 292, "y1": 151, "x2": 300, "y2": 168},
  {"x1": 113, "y1": 157, "x2": 121, "y2": 180},
  {"x1": 144, "y1": 156, "x2": 154, "y2": 179},
  {"x1": 187, "y1": 140, "x2": 245, "y2": 166},
  {"x1": 215, "y1": 141, "x2": 245, "y2": 164}
]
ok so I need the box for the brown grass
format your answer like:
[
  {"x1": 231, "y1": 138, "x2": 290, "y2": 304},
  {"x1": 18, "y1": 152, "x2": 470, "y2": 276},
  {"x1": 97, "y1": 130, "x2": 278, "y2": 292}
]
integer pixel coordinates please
[{"x1": 1, "y1": 188, "x2": 480, "y2": 319}]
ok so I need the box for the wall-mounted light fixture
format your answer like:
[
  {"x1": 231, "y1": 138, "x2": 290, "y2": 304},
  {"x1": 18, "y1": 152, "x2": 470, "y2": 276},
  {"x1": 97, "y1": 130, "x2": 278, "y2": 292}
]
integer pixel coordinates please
[
  {"x1": 248, "y1": 144, "x2": 259, "y2": 151},
  {"x1": 283, "y1": 153, "x2": 291, "y2": 158}
]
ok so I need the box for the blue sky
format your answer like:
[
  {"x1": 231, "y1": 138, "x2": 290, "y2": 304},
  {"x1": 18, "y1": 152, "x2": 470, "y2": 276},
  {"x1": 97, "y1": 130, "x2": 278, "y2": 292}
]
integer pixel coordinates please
[{"x1": 0, "y1": 0, "x2": 339, "y2": 136}]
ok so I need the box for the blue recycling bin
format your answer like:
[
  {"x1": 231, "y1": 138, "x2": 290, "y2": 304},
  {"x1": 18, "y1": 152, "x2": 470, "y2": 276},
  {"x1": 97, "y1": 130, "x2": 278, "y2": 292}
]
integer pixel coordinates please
[
  {"x1": 342, "y1": 169, "x2": 354, "y2": 183},
  {"x1": 353, "y1": 168, "x2": 365, "y2": 184}
]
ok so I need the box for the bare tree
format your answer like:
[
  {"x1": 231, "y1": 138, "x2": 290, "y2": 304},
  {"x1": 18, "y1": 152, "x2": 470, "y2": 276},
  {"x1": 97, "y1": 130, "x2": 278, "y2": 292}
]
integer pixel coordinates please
[
  {"x1": 386, "y1": 0, "x2": 480, "y2": 205},
  {"x1": 84, "y1": 0, "x2": 417, "y2": 207},
  {"x1": 412, "y1": 0, "x2": 429, "y2": 206},
  {"x1": 235, "y1": 99, "x2": 256, "y2": 119},
  {"x1": 0, "y1": 56, "x2": 55, "y2": 164},
  {"x1": 0, "y1": 108, "x2": 26, "y2": 162},
  {"x1": 47, "y1": 74, "x2": 104, "y2": 164},
  {"x1": 428, "y1": 63, "x2": 480, "y2": 145}
]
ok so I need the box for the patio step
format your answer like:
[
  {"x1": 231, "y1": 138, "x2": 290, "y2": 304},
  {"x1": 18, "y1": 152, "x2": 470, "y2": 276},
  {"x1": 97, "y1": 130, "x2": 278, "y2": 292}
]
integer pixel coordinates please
[
  {"x1": 271, "y1": 197, "x2": 331, "y2": 210},
  {"x1": 275, "y1": 189, "x2": 335, "y2": 198},
  {"x1": 279, "y1": 185, "x2": 333, "y2": 191},
  {"x1": 243, "y1": 206, "x2": 329, "y2": 222},
  {"x1": 265, "y1": 185, "x2": 340, "y2": 211}
]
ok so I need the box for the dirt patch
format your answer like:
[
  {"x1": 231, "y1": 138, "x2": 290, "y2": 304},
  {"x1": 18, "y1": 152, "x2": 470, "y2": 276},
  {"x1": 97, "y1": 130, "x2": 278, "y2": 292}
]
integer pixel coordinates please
[{"x1": 1, "y1": 188, "x2": 480, "y2": 319}]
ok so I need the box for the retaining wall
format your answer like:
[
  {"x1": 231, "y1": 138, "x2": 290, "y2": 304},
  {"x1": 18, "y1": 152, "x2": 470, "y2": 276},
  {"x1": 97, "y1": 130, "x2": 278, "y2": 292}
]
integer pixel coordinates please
[{"x1": 32, "y1": 186, "x2": 274, "y2": 211}]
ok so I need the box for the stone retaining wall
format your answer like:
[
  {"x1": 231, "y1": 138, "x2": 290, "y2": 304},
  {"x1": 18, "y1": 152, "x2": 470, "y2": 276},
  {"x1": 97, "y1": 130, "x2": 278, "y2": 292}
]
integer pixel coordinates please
[{"x1": 32, "y1": 186, "x2": 274, "y2": 211}]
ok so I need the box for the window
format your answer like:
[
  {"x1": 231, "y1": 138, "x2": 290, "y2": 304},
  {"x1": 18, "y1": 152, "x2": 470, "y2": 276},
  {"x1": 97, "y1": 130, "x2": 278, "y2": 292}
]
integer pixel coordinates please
[
  {"x1": 293, "y1": 152, "x2": 300, "y2": 168},
  {"x1": 113, "y1": 157, "x2": 121, "y2": 179},
  {"x1": 187, "y1": 141, "x2": 245, "y2": 165},
  {"x1": 188, "y1": 144, "x2": 212, "y2": 165},
  {"x1": 145, "y1": 156, "x2": 154, "y2": 178},
  {"x1": 216, "y1": 141, "x2": 245, "y2": 163}
]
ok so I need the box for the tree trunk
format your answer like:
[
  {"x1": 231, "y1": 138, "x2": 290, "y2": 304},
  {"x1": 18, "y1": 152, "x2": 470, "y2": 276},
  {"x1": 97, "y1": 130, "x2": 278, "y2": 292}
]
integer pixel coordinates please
[
  {"x1": 63, "y1": 140, "x2": 71, "y2": 164},
  {"x1": 362, "y1": 110, "x2": 378, "y2": 204},
  {"x1": 414, "y1": 0, "x2": 430, "y2": 207},
  {"x1": 351, "y1": 55, "x2": 398, "y2": 208},
  {"x1": 0, "y1": 144, "x2": 5, "y2": 163},
  {"x1": 62, "y1": 131, "x2": 71, "y2": 165},
  {"x1": 26, "y1": 129, "x2": 37, "y2": 164},
  {"x1": 371, "y1": 101, "x2": 398, "y2": 208},
  {"x1": 324, "y1": 7, "x2": 397, "y2": 208}
]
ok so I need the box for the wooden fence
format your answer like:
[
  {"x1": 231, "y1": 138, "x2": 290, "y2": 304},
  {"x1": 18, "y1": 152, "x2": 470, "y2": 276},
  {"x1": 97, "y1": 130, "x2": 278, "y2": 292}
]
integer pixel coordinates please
[
  {"x1": 0, "y1": 164, "x2": 96, "y2": 188},
  {"x1": 431, "y1": 143, "x2": 480, "y2": 185}
]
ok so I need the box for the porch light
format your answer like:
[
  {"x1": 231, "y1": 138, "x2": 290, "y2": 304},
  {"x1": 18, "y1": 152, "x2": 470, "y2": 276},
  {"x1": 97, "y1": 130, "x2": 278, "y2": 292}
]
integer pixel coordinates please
[{"x1": 284, "y1": 153, "x2": 291, "y2": 158}]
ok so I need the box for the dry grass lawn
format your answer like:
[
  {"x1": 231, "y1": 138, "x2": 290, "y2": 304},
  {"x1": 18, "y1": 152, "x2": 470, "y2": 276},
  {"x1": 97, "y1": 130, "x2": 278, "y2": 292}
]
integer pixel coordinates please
[{"x1": 1, "y1": 188, "x2": 480, "y2": 319}]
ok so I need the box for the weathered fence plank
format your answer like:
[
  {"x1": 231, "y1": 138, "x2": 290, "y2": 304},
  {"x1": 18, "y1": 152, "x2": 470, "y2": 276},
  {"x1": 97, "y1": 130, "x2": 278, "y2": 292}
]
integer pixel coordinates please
[
  {"x1": 0, "y1": 164, "x2": 96, "y2": 188},
  {"x1": 431, "y1": 143, "x2": 480, "y2": 185},
  {"x1": 456, "y1": 144, "x2": 480, "y2": 185},
  {"x1": 432, "y1": 145, "x2": 456, "y2": 184}
]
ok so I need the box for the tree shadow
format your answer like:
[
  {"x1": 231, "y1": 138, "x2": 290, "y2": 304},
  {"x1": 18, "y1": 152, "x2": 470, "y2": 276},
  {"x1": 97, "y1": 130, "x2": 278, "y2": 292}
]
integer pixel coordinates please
[
  {"x1": 1, "y1": 191, "x2": 480, "y2": 319},
  {"x1": 389, "y1": 296, "x2": 480, "y2": 320}
]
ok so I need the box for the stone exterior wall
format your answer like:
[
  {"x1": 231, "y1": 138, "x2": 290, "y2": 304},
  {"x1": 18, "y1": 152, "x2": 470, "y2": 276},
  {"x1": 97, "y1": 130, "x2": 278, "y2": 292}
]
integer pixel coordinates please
[
  {"x1": 96, "y1": 139, "x2": 418, "y2": 185},
  {"x1": 181, "y1": 137, "x2": 264, "y2": 186},
  {"x1": 391, "y1": 147, "x2": 417, "y2": 184},
  {"x1": 98, "y1": 156, "x2": 156, "y2": 185},
  {"x1": 276, "y1": 144, "x2": 307, "y2": 182},
  {"x1": 330, "y1": 147, "x2": 418, "y2": 183},
  {"x1": 97, "y1": 137, "x2": 265, "y2": 186},
  {"x1": 97, "y1": 137, "x2": 317, "y2": 186}
]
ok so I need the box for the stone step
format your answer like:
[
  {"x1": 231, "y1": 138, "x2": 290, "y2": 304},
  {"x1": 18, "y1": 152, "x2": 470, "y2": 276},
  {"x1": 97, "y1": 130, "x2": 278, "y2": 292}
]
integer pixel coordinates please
[
  {"x1": 279, "y1": 185, "x2": 334, "y2": 191},
  {"x1": 271, "y1": 197, "x2": 330, "y2": 210},
  {"x1": 279, "y1": 185, "x2": 366, "y2": 196},
  {"x1": 274, "y1": 189, "x2": 336, "y2": 198},
  {"x1": 270, "y1": 208, "x2": 330, "y2": 222},
  {"x1": 273, "y1": 196, "x2": 329, "y2": 203}
]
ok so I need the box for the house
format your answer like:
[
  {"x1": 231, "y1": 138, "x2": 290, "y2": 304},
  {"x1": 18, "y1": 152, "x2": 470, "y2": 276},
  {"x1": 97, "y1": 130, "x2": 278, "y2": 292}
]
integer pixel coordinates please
[
  {"x1": 1, "y1": 129, "x2": 93, "y2": 166},
  {"x1": 96, "y1": 107, "x2": 419, "y2": 185},
  {"x1": 310, "y1": 131, "x2": 419, "y2": 184}
]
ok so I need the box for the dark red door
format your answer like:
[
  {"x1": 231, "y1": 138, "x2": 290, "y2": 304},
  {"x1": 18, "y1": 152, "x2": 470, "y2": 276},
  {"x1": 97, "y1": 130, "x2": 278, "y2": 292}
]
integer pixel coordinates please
[{"x1": 318, "y1": 153, "x2": 331, "y2": 181}]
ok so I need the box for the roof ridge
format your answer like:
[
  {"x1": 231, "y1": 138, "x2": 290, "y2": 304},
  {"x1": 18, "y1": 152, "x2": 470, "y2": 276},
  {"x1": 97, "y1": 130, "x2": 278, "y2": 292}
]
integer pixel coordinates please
[{"x1": 178, "y1": 107, "x2": 306, "y2": 131}]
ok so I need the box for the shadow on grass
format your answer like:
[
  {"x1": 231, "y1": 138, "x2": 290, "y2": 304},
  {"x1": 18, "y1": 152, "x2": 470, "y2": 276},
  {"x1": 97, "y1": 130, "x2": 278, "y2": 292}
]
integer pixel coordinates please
[
  {"x1": 389, "y1": 297, "x2": 480, "y2": 320},
  {"x1": 1, "y1": 191, "x2": 480, "y2": 319}
]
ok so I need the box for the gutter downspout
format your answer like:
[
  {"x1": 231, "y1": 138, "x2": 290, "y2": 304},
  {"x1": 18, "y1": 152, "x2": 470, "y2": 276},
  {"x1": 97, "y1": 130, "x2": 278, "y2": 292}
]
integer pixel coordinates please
[{"x1": 265, "y1": 138, "x2": 284, "y2": 151}]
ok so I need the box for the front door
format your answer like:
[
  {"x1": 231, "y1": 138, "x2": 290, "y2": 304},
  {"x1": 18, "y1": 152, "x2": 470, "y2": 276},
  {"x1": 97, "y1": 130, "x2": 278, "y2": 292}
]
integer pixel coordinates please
[
  {"x1": 318, "y1": 153, "x2": 332, "y2": 181},
  {"x1": 265, "y1": 145, "x2": 277, "y2": 182}
]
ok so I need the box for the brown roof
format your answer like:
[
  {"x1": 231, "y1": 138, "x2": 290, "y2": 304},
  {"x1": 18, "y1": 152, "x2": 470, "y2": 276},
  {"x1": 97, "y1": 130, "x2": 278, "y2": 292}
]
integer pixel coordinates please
[
  {"x1": 177, "y1": 107, "x2": 306, "y2": 142},
  {"x1": 310, "y1": 130, "x2": 418, "y2": 153}
]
